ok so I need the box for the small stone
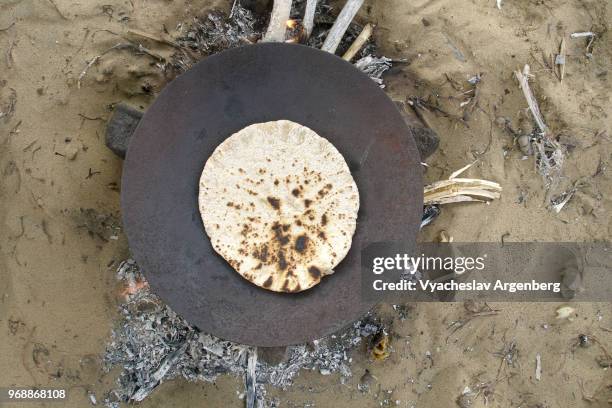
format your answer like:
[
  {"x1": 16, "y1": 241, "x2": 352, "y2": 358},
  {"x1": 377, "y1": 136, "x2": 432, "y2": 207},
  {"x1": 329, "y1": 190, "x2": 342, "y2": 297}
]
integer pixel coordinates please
[
  {"x1": 394, "y1": 100, "x2": 440, "y2": 159},
  {"x1": 495, "y1": 116, "x2": 509, "y2": 128},
  {"x1": 65, "y1": 144, "x2": 80, "y2": 160},
  {"x1": 105, "y1": 103, "x2": 144, "y2": 159},
  {"x1": 517, "y1": 135, "x2": 532, "y2": 156}
]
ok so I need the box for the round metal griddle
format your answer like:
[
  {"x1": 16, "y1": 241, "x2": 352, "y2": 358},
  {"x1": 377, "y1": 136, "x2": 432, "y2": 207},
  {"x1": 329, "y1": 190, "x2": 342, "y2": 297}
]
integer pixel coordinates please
[{"x1": 121, "y1": 43, "x2": 422, "y2": 347}]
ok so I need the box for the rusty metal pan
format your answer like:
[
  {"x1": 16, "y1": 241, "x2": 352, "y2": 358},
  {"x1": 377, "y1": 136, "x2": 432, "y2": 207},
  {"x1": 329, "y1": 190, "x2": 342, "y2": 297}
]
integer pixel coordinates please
[{"x1": 121, "y1": 43, "x2": 422, "y2": 346}]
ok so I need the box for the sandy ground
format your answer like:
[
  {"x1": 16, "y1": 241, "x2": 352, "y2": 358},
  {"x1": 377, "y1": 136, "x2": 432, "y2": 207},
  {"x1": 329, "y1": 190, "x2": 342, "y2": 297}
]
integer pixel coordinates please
[{"x1": 1, "y1": 0, "x2": 611, "y2": 407}]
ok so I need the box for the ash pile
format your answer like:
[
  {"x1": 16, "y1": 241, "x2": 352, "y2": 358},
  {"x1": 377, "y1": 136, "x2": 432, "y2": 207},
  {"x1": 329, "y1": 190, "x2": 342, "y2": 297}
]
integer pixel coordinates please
[
  {"x1": 162, "y1": 0, "x2": 394, "y2": 87},
  {"x1": 103, "y1": 260, "x2": 383, "y2": 407}
]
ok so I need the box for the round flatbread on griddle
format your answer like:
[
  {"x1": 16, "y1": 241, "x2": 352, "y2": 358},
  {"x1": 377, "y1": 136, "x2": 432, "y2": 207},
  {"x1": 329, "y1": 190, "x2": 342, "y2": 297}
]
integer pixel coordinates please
[{"x1": 198, "y1": 120, "x2": 359, "y2": 293}]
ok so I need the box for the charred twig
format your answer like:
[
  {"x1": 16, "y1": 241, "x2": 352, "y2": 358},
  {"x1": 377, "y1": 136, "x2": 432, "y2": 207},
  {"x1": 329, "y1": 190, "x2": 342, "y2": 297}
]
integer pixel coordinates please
[
  {"x1": 131, "y1": 339, "x2": 191, "y2": 402},
  {"x1": 321, "y1": 0, "x2": 364, "y2": 54},
  {"x1": 263, "y1": 0, "x2": 293, "y2": 42},
  {"x1": 86, "y1": 168, "x2": 101, "y2": 179},
  {"x1": 408, "y1": 96, "x2": 469, "y2": 128},
  {"x1": 342, "y1": 22, "x2": 372, "y2": 61}
]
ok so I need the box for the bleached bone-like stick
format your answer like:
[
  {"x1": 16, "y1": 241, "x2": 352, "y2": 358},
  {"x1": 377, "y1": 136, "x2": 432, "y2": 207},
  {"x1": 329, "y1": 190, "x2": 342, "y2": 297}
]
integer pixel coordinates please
[
  {"x1": 557, "y1": 37, "x2": 566, "y2": 82},
  {"x1": 303, "y1": 0, "x2": 318, "y2": 39},
  {"x1": 342, "y1": 23, "x2": 373, "y2": 61},
  {"x1": 263, "y1": 0, "x2": 293, "y2": 42},
  {"x1": 245, "y1": 348, "x2": 258, "y2": 408},
  {"x1": 424, "y1": 178, "x2": 502, "y2": 205},
  {"x1": 321, "y1": 0, "x2": 365, "y2": 54},
  {"x1": 514, "y1": 65, "x2": 549, "y2": 137},
  {"x1": 570, "y1": 32, "x2": 595, "y2": 38}
]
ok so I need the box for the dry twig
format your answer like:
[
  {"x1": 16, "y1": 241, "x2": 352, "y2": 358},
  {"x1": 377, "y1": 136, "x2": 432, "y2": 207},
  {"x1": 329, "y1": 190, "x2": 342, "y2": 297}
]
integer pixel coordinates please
[
  {"x1": 321, "y1": 0, "x2": 364, "y2": 53},
  {"x1": 78, "y1": 42, "x2": 164, "y2": 88},
  {"x1": 127, "y1": 28, "x2": 181, "y2": 49},
  {"x1": 263, "y1": 0, "x2": 293, "y2": 42},
  {"x1": 424, "y1": 162, "x2": 502, "y2": 205},
  {"x1": 303, "y1": 0, "x2": 318, "y2": 39},
  {"x1": 514, "y1": 65, "x2": 549, "y2": 137},
  {"x1": 342, "y1": 23, "x2": 373, "y2": 61},
  {"x1": 556, "y1": 37, "x2": 566, "y2": 82}
]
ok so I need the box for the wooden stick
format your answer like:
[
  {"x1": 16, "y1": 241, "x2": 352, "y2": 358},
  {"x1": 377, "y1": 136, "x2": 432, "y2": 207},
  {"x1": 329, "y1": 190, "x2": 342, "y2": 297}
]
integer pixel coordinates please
[
  {"x1": 245, "y1": 349, "x2": 258, "y2": 408},
  {"x1": 342, "y1": 23, "x2": 373, "y2": 61},
  {"x1": 127, "y1": 28, "x2": 181, "y2": 49},
  {"x1": 303, "y1": 0, "x2": 318, "y2": 39},
  {"x1": 263, "y1": 0, "x2": 293, "y2": 42},
  {"x1": 558, "y1": 37, "x2": 566, "y2": 82},
  {"x1": 514, "y1": 65, "x2": 549, "y2": 137},
  {"x1": 321, "y1": 0, "x2": 364, "y2": 54}
]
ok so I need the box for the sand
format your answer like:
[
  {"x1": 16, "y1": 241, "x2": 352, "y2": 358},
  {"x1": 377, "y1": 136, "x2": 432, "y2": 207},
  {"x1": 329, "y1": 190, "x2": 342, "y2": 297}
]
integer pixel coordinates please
[{"x1": 0, "y1": 0, "x2": 610, "y2": 406}]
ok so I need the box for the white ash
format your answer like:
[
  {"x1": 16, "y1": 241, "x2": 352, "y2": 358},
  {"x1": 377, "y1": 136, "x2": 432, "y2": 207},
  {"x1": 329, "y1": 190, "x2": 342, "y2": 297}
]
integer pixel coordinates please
[
  {"x1": 532, "y1": 132, "x2": 565, "y2": 188},
  {"x1": 103, "y1": 260, "x2": 382, "y2": 407},
  {"x1": 354, "y1": 56, "x2": 393, "y2": 88},
  {"x1": 167, "y1": 6, "x2": 260, "y2": 73},
  {"x1": 165, "y1": 1, "x2": 390, "y2": 86}
]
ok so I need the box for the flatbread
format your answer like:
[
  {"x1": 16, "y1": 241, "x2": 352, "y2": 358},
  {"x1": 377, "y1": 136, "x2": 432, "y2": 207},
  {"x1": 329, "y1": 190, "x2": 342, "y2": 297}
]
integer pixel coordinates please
[{"x1": 198, "y1": 120, "x2": 359, "y2": 293}]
